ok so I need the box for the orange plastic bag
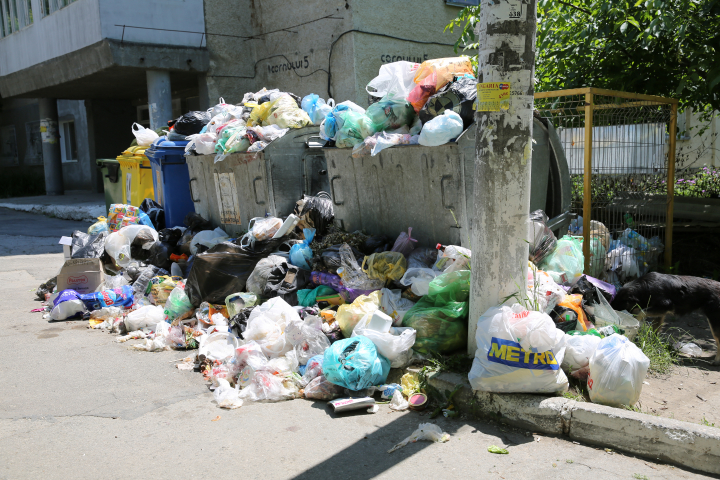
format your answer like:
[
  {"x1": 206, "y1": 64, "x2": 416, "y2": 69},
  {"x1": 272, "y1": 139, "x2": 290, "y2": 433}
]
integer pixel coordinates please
[
  {"x1": 413, "y1": 57, "x2": 473, "y2": 91},
  {"x1": 557, "y1": 294, "x2": 593, "y2": 331}
]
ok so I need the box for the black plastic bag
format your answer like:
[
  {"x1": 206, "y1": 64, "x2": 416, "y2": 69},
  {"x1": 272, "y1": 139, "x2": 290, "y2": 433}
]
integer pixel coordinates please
[
  {"x1": 36, "y1": 276, "x2": 57, "y2": 301},
  {"x1": 140, "y1": 198, "x2": 165, "y2": 230},
  {"x1": 71, "y1": 230, "x2": 107, "y2": 259},
  {"x1": 146, "y1": 242, "x2": 173, "y2": 270},
  {"x1": 229, "y1": 307, "x2": 254, "y2": 339},
  {"x1": 362, "y1": 235, "x2": 391, "y2": 254},
  {"x1": 176, "y1": 213, "x2": 213, "y2": 255},
  {"x1": 419, "y1": 77, "x2": 477, "y2": 129},
  {"x1": 171, "y1": 111, "x2": 211, "y2": 136},
  {"x1": 295, "y1": 192, "x2": 334, "y2": 236},
  {"x1": 185, "y1": 237, "x2": 288, "y2": 306},
  {"x1": 570, "y1": 275, "x2": 614, "y2": 305},
  {"x1": 158, "y1": 228, "x2": 183, "y2": 246},
  {"x1": 130, "y1": 229, "x2": 156, "y2": 262},
  {"x1": 550, "y1": 305, "x2": 579, "y2": 332},
  {"x1": 261, "y1": 261, "x2": 309, "y2": 306}
]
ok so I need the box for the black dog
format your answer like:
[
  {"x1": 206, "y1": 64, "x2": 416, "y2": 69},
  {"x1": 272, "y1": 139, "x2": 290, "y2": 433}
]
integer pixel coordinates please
[{"x1": 611, "y1": 272, "x2": 720, "y2": 365}]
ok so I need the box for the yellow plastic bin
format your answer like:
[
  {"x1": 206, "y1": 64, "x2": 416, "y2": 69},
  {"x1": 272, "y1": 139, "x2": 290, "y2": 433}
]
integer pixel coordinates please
[{"x1": 117, "y1": 146, "x2": 154, "y2": 207}]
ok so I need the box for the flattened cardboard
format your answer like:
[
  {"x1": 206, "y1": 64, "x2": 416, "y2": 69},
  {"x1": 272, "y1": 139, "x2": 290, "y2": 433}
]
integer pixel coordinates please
[{"x1": 56, "y1": 258, "x2": 105, "y2": 295}]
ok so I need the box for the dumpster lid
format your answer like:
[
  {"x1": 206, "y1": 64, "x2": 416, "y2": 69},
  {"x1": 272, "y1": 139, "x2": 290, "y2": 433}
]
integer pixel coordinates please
[
  {"x1": 96, "y1": 158, "x2": 119, "y2": 166},
  {"x1": 151, "y1": 136, "x2": 189, "y2": 148}
]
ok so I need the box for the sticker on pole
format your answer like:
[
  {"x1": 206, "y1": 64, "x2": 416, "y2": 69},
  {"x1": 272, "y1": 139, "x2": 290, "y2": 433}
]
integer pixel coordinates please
[{"x1": 476, "y1": 82, "x2": 511, "y2": 112}]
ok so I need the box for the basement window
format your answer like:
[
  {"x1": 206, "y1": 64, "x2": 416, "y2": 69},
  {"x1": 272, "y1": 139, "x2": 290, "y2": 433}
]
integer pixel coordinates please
[{"x1": 59, "y1": 120, "x2": 78, "y2": 163}]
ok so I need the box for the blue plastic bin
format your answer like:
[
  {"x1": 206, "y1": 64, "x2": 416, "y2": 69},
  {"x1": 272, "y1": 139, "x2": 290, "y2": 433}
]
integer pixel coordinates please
[{"x1": 145, "y1": 136, "x2": 195, "y2": 228}]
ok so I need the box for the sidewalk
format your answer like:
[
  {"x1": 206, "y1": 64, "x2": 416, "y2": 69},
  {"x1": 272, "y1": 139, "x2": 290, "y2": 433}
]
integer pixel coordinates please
[{"x1": 0, "y1": 191, "x2": 105, "y2": 223}]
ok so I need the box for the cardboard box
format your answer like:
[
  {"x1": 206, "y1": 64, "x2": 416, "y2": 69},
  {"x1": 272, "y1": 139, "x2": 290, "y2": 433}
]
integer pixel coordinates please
[{"x1": 56, "y1": 258, "x2": 105, "y2": 295}]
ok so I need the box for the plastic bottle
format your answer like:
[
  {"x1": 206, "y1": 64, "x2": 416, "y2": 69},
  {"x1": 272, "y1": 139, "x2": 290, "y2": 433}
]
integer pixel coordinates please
[{"x1": 132, "y1": 265, "x2": 160, "y2": 298}]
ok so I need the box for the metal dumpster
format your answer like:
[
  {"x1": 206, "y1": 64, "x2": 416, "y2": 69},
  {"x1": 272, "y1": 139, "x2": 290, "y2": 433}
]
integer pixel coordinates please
[
  {"x1": 186, "y1": 127, "x2": 328, "y2": 236},
  {"x1": 323, "y1": 117, "x2": 571, "y2": 247}
]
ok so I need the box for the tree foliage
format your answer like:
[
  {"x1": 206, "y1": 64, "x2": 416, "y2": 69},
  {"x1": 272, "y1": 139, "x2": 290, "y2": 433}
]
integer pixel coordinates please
[{"x1": 445, "y1": 0, "x2": 720, "y2": 114}]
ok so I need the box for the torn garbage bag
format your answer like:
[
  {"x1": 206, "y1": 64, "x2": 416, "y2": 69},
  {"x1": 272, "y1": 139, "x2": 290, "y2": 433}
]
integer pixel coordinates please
[{"x1": 322, "y1": 336, "x2": 391, "y2": 391}]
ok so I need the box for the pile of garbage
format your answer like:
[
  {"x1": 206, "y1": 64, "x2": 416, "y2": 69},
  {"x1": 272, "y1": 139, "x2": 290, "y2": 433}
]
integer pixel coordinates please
[
  {"x1": 133, "y1": 57, "x2": 476, "y2": 167},
  {"x1": 37, "y1": 195, "x2": 477, "y2": 412},
  {"x1": 467, "y1": 210, "x2": 656, "y2": 407},
  {"x1": 37, "y1": 199, "x2": 659, "y2": 411}
]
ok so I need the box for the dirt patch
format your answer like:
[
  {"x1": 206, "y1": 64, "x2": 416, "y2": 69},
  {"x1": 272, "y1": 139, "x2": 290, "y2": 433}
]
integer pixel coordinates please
[{"x1": 636, "y1": 311, "x2": 720, "y2": 426}]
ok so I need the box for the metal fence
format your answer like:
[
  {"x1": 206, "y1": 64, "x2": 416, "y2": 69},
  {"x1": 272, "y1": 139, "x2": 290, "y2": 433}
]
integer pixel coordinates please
[{"x1": 534, "y1": 88, "x2": 678, "y2": 283}]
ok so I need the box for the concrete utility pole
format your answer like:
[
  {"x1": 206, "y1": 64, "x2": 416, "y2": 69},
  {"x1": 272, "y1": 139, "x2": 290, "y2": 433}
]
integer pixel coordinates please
[
  {"x1": 38, "y1": 98, "x2": 64, "y2": 196},
  {"x1": 469, "y1": 0, "x2": 538, "y2": 353},
  {"x1": 146, "y1": 70, "x2": 173, "y2": 131}
]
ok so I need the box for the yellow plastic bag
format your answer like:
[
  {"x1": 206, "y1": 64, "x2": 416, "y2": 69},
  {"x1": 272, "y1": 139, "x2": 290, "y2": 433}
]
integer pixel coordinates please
[
  {"x1": 265, "y1": 95, "x2": 311, "y2": 129},
  {"x1": 413, "y1": 57, "x2": 473, "y2": 91},
  {"x1": 88, "y1": 216, "x2": 108, "y2": 235},
  {"x1": 336, "y1": 290, "x2": 381, "y2": 337},
  {"x1": 362, "y1": 252, "x2": 407, "y2": 283},
  {"x1": 249, "y1": 101, "x2": 274, "y2": 126}
]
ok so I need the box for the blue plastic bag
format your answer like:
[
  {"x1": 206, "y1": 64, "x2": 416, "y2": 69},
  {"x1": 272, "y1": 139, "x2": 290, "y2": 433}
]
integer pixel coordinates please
[
  {"x1": 301, "y1": 94, "x2": 333, "y2": 125},
  {"x1": 322, "y1": 336, "x2": 390, "y2": 390},
  {"x1": 289, "y1": 228, "x2": 315, "y2": 270},
  {"x1": 79, "y1": 285, "x2": 134, "y2": 310}
]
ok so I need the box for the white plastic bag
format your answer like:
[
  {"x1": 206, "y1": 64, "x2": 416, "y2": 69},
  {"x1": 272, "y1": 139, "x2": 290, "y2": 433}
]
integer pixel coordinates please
[
  {"x1": 587, "y1": 334, "x2": 650, "y2": 407},
  {"x1": 388, "y1": 423, "x2": 450, "y2": 453},
  {"x1": 132, "y1": 122, "x2": 159, "y2": 147},
  {"x1": 352, "y1": 312, "x2": 416, "y2": 367},
  {"x1": 562, "y1": 334, "x2": 601, "y2": 372},
  {"x1": 190, "y1": 227, "x2": 229, "y2": 255},
  {"x1": 199, "y1": 332, "x2": 238, "y2": 362},
  {"x1": 379, "y1": 288, "x2": 416, "y2": 326},
  {"x1": 366, "y1": 61, "x2": 420, "y2": 99},
  {"x1": 104, "y1": 225, "x2": 159, "y2": 268},
  {"x1": 399, "y1": 268, "x2": 438, "y2": 296},
  {"x1": 244, "y1": 297, "x2": 301, "y2": 358},
  {"x1": 124, "y1": 305, "x2": 164, "y2": 332},
  {"x1": 469, "y1": 305, "x2": 569, "y2": 393},
  {"x1": 388, "y1": 389, "x2": 410, "y2": 411},
  {"x1": 214, "y1": 378, "x2": 243, "y2": 409},
  {"x1": 433, "y1": 245, "x2": 471, "y2": 273},
  {"x1": 284, "y1": 316, "x2": 331, "y2": 365},
  {"x1": 418, "y1": 110, "x2": 463, "y2": 147}
]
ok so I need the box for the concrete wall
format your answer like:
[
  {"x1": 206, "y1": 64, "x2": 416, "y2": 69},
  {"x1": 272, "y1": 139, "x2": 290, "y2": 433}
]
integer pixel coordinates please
[
  {"x1": 203, "y1": 0, "x2": 463, "y2": 107},
  {"x1": 0, "y1": 0, "x2": 205, "y2": 76},
  {"x1": 0, "y1": 98, "x2": 43, "y2": 170},
  {"x1": 676, "y1": 109, "x2": 719, "y2": 170}
]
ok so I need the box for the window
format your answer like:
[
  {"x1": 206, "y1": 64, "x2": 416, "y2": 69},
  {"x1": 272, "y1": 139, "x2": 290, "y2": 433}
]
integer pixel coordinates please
[
  {"x1": 41, "y1": 0, "x2": 75, "y2": 17},
  {"x1": 0, "y1": 0, "x2": 32, "y2": 37},
  {"x1": 59, "y1": 120, "x2": 77, "y2": 163}
]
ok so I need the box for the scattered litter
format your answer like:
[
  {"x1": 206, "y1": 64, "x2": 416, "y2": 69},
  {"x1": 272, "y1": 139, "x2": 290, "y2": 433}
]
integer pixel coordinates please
[
  {"x1": 488, "y1": 445, "x2": 509, "y2": 454},
  {"x1": 388, "y1": 423, "x2": 450, "y2": 453},
  {"x1": 211, "y1": 416, "x2": 221, "y2": 422},
  {"x1": 673, "y1": 342, "x2": 702, "y2": 357}
]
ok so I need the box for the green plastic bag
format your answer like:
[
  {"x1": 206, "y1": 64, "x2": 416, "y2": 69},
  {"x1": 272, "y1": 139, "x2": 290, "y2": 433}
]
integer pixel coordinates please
[
  {"x1": 365, "y1": 94, "x2": 416, "y2": 131},
  {"x1": 538, "y1": 235, "x2": 584, "y2": 285},
  {"x1": 335, "y1": 111, "x2": 378, "y2": 148},
  {"x1": 297, "y1": 285, "x2": 336, "y2": 307},
  {"x1": 401, "y1": 270, "x2": 470, "y2": 354}
]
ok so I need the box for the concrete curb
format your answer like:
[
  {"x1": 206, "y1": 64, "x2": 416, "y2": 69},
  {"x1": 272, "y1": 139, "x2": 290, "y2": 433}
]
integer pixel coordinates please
[
  {"x1": 0, "y1": 202, "x2": 104, "y2": 223},
  {"x1": 422, "y1": 370, "x2": 720, "y2": 475}
]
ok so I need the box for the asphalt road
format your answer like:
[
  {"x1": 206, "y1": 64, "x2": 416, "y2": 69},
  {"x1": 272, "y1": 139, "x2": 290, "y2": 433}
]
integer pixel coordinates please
[{"x1": 0, "y1": 208, "x2": 714, "y2": 480}]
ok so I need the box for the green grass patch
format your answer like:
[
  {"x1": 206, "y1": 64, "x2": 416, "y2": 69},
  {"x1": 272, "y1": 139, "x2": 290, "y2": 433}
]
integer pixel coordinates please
[{"x1": 633, "y1": 323, "x2": 679, "y2": 375}]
